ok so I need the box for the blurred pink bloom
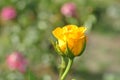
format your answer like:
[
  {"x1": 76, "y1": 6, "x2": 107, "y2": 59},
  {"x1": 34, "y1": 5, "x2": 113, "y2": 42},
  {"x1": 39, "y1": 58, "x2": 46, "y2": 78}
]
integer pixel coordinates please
[
  {"x1": 6, "y1": 52, "x2": 27, "y2": 73},
  {"x1": 1, "y1": 6, "x2": 17, "y2": 21},
  {"x1": 61, "y1": 2, "x2": 77, "y2": 17}
]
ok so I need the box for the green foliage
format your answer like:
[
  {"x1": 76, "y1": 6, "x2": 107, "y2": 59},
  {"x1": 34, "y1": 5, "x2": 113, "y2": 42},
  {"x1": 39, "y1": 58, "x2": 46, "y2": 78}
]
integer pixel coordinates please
[{"x1": 0, "y1": 0, "x2": 120, "y2": 80}]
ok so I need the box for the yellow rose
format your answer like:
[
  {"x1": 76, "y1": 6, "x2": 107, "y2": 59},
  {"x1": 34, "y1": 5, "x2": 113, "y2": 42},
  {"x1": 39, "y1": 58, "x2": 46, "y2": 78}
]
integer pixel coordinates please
[{"x1": 52, "y1": 25, "x2": 86, "y2": 57}]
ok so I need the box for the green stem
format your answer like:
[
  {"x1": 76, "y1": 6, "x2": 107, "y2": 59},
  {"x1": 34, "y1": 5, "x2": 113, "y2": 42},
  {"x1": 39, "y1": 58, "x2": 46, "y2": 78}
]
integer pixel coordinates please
[
  {"x1": 59, "y1": 56, "x2": 66, "y2": 77},
  {"x1": 60, "y1": 58, "x2": 73, "y2": 80}
]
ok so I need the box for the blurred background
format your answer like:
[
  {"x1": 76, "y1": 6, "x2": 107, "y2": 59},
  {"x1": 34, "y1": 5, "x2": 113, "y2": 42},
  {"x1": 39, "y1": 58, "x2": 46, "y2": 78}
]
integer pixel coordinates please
[{"x1": 0, "y1": 0, "x2": 120, "y2": 80}]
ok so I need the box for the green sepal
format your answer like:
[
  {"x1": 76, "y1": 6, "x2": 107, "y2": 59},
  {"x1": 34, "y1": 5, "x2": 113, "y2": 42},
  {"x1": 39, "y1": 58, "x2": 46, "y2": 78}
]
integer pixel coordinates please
[
  {"x1": 65, "y1": 43, "x2": 75, "y2": 59},
  {"x1": 50, "y1": 40, "x2": 64, "y2": 56}
]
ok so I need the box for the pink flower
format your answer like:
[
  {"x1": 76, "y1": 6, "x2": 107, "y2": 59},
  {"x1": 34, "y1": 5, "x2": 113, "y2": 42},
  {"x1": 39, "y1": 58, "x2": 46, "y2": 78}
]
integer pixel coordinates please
[
  {"x1": 6, "y1": 52, "x2": 28, "y2": 73},
  {"x1": 61, "y1": 2, "x2": 77, "y2": 17},
  {"x1": 1, "y1": 6, "x2": 17, "y2": 21}
]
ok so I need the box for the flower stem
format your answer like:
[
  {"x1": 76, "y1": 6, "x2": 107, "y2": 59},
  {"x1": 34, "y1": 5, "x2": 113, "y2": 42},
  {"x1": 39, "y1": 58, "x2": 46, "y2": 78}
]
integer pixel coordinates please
[
  {"x1": 60, "y1": 58, "x2": 73, "y2": 80},
  {"x1": 59, "y1": 56, "x2": 66, "y2": 77}
]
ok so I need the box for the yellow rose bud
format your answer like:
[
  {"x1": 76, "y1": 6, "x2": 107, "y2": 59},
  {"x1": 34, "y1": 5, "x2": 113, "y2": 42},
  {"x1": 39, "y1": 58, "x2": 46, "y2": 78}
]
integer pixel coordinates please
[{"x1": 52, "y1": 25, "x2": 86, "y2": 57}]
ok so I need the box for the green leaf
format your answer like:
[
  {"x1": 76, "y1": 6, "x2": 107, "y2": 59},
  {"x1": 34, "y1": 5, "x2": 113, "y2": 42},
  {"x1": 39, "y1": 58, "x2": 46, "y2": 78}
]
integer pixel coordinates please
[{"x1": 25, "y1": 69, "x2": 37, "y2": 80}]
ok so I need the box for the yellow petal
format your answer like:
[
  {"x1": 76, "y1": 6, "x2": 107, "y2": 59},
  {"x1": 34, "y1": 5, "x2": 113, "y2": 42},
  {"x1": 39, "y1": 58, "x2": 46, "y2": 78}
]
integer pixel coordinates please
[
  {"x1": 52, "y1": 27, "x2": 63, "y2": 40},
  {"x1": 78, "y1": 27, "x2": 87, "y2": 33},
  {"x1": 71, "y1": 36, "x2": 86, "y2": 56}
]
